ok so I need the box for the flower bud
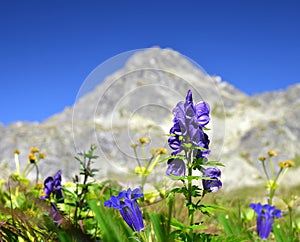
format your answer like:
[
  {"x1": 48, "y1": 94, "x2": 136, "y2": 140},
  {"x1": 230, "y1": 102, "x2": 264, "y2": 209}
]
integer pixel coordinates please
[
  {"x1": 139, "y1": 137, "x2": 149, "y2": 144},
  {"x1": 28, "y1": 153, "x2": 37, "y2": 163},
  {"x1": 39, "y1": 152, "x2": 46, "y2": 159},
  {"x1": 279, "y1": 160, "x2": 295, "y2": 168},
  {"x1": 30, "y1": 147, "x2": 40, "y2": 153},
  {"x1": 13, "y1": 149, "x2": 20, "y2": 155},
  {"x1": 268, "y1": 150, "x2": 277, "y2": 157},
  {"x1": 259, "y1": 156, "x2": 266, "y2": 162}
]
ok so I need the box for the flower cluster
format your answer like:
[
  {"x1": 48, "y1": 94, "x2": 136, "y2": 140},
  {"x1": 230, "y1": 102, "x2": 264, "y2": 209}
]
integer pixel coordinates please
[
  {"x1": 40, "y1": 170, "x2": 64, "y2": 202},
  {"x1": 104, "y1": 188, "x2": 144, "y2": 232},
  {"x1": 167, "y1": 90, "x2": 222, "y2": 192},
  {"x1": 250, "y1": 203, "x2": 282, "y2": 240},
  {"x1": 168, "y1": 90, "x2": 210, "y2": 159}
]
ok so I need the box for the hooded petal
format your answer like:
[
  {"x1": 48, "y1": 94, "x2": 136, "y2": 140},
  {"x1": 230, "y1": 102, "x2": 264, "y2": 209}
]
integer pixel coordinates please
[
  {"x1": 202, "y1": 178, "x2": 222, "y2": 192},
  {"x1": 168, "y1": 135, "x2": 182, "y2": 155},
  {"x1": 166, "y1": 158, "x2": 186, "y2": 176},
  {"x1": 40, "y1": 176, "x2": 54, "y2": 199},
  {"x1": 195, "y1": 101, "x2": 210, "y2": 127},
  {"x1": 203, "y1": 167, "x2": 221, "y2": 179}
]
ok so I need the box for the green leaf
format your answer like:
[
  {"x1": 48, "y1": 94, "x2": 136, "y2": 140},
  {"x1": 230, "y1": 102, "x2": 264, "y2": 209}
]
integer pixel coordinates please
[
  {"x1": 168, "y1": 187, "x2": 188, "y2": 196},
  {"x1": 272, "y1": 223, "x2": 286, "y2": 242},
  {"x1": 170, "y1": 217, "x2": 188, "y2": 230},
  {"x1": 190, "y1": 224, "x2": 207, "y2": 231},
  {"x1": 186, "y1": 175, "x2": 205, "y2": 182},
  {"x1": 168, "y1": 174, "x2": 186, "y2": 182},
  {"x1": 150, "y1": 213, "x2": 167, "y2": 242},
  {"x1": 199, "y1": 204, "x2": 226, "y2": 216},
  {"x1": 205, "y1": 161, "x2": 225, "y2": 167},
  {"x1": 88, "y1": 200, "x2": 133, "y2": 242}
]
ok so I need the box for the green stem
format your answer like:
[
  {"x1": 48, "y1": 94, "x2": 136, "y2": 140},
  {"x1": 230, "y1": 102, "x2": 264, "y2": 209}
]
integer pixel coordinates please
[
  {"x1": 141, "y1": 175, "x2": 147, "y2": 193},
  {"x1": 167, "y1": 194, "x2": 174, "y2": 238},
  {"x1": 24, "y1": 159, "x2": 41, "y2": 177},
  {"x1": 133, "y1": 147, "x2": 142, "y2": 168},
  {"x1": 289, "y1": 207, "x2": 293, "y2": 239},
  {"x1": 276, "y1": 168, "x2": 288, "y2": 186},
  {"x1": 268, "y1": 168, "x2": 283, "y2": 205},
  {"x1": 185, "y1": 150, "x2": 194, "y2": 227},
  {"x1": 270, "y1": 157, "x2": 274, "y2": 180},
  {"x1": 147, "y1": 155, "x2": 160, "y2": 172},
  {"x1": 141, "y1": 144, "x2": 146, "y2": 167},
  {"x1": 188, "y1": 166, "x2": 194, "y2": 226},
  {"x1": 34, "y1": 163, "x2": 39, "y2": 186},
  {"x1": 14, "y1": 154, "x2": 20, "y2": 175},
  {"x1": 22, "y1": 162, "x2": 30, "y2": 177},
  {"x1": 262, "y1": 161, "x2": 270, "y2": 180}
]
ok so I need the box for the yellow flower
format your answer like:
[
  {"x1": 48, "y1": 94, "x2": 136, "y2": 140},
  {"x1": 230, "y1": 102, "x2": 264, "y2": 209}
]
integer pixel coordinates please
[
  {"x1": 39, "y1": 152, "x2": 46, "y2": 159},
  {"x1": 150, "y1": 147, "x2": 168, "y2": 155},
  {"x1": 150, "y1": 148, "x2": 157, "y2": 155},
  {"x1": 258, "y1": 156, "x2": 266, "y2": 162},
  {"x1": 13, "y1": 149, "x2": 20, "y2": 155},
  {"x1": 139, "y1": 137, "x2": 150, "y2": 144},
  {"x1": 30, "y1": 147, "x2": 40, "y2": 153},
  {"x1": 268, "y1": 150, "x2": 277, "y2": 157},
  {"x1": 156, "y1": 147, "x2": 168, "y2": 155},
  {"x1": 131, "y1": 143, "x2": 138, "y2": 148},
  {"x1": 279, "y1": 160, "x2": 295, "y2": 168},
  {"x1": 28, "y1": 153, "x2": 37, "y2": 163}
]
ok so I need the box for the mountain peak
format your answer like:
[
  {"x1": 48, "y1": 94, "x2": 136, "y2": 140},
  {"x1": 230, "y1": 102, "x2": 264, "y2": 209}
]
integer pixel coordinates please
[{"x1": 1, "y1": 48, "x2": 299, "y2": 191}]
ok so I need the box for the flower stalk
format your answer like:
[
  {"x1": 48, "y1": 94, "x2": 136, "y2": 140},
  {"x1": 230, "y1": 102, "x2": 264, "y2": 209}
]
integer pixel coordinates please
[{"x1": 166, "y1": 90, "x2": 223, "y2": 235}]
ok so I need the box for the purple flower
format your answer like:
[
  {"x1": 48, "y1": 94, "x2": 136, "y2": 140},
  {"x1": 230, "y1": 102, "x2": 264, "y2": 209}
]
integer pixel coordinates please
[
  {"x1": 40, "y1": 170, "x2": 64, "y2": 202},
  {"x1": 202, "y1": 167, "x2": 222, "y2": 192},
  {"x1": 41, "y1": 176, "x2": 54, "y2": 199},
  {"x1": 195, "y1": 101, "x2": 210, "y2": 127},
  {"x1": 50, "y1": 202, "x2": 64, "y2": 225},
  {"x1": 168, "y1": 90, "x2": 210, "y2": 157},
  {"x1": 166, "y1": 158, "x2": 186, "y2": 176},
  {"x1": 104, "y1": 188, "x2": 144, "y2": 232},
  {"x1": 250, "y1": 203, "x2": 282, "y2": 240}
]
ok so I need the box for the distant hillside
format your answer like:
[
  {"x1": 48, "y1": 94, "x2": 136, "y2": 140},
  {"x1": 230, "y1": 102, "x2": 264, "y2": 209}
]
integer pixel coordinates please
[{"x1": 1, "y1": 47, "x2": 299, "y2": 191}]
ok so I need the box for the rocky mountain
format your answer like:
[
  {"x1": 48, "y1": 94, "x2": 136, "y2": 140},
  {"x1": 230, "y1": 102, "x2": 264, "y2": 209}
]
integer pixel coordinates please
[{"x1": 1, "y1": 47, "x2": 299, "y2": 191}]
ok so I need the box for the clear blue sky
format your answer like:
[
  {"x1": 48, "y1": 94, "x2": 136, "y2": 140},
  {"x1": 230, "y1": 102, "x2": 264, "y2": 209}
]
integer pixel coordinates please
[{"x1": 1, "y1": 0, "x2": 299, "y2": 125}]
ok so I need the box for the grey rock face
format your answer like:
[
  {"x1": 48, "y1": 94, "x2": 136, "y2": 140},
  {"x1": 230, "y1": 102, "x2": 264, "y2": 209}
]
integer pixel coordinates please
[{"x1": 1, "y1": 47, "x2": 299, "y2": 191}]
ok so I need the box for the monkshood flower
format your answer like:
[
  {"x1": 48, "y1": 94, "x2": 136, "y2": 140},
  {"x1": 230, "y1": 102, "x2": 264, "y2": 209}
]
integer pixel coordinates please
[
  {"x1": 104, "y1": 187, "x2": 144, "y2": 232},
  {"x1": 50, "y1": 202, "x2": 64, "y2": 225},
  {"x1": 250, "y1": 203, "x2": 282, "y2": 240},
  {"x1": 166, "y1": 158, "x2": 186, "y2": 176},
  {"x1": 202, "y1": 167, "x2": 222, "y2": 192},
  {"x1": 168, "y1": 90, "x2": 210, "y2": 158},
  {"x1": 40, "y1": 170, "x2": 64, "y2": 202}
]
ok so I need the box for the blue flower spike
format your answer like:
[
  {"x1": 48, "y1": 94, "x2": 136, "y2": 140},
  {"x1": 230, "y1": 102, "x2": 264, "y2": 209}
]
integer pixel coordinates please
[{"x1": 168, "y1": 90, "x2": 210, "y2": 159}]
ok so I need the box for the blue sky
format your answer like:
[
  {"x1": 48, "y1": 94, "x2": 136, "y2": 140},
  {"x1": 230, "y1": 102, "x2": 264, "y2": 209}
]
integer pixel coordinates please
[{"x1": 1, "y1": 0, "x2": 299, "y2": 125}]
